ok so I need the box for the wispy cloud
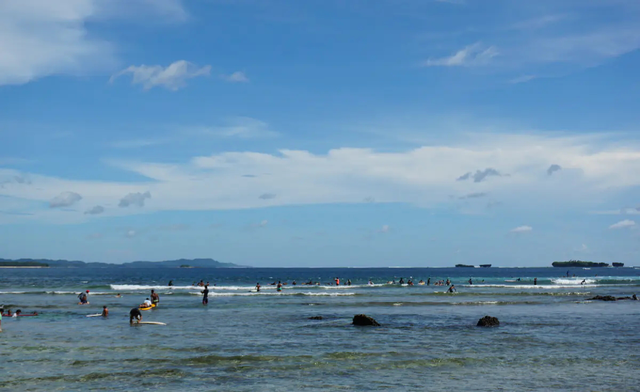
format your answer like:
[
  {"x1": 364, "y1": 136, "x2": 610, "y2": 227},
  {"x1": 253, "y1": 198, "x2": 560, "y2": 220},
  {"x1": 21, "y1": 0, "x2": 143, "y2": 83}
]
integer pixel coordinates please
[
  {"x1": 510, "y1": 225, "x2": 532, "y2": 233},
  {"x1": 459, "y1": 192, "x2": 487, "y2": 199},
  {"x1": 457, "y1": 168, "x2": 502, "y2": 183},
  {"x1": 609, "y1": 219, "x2": 635, "y2": 229},
  {"x1": 221, "y1": 71, "x2": 249, "y2": 83},
  {"x1": 509, "y1": 75, "x2": 537, "y2": 84},
  {"x1": 184, "y1": 117, "x2": 279, "y2": 139},
  {"x1": 0, "y1": 0, "x2": 187, "y2": 86},
  {"x1": 110, "y1": 60, "x2": 211, "y2": 91},
  {"x1": 424, "y1": 43, "x2": 498, "y2": 67},
  {"x1": 259, "y1": 193, "x2": 276, "y2": 200}
]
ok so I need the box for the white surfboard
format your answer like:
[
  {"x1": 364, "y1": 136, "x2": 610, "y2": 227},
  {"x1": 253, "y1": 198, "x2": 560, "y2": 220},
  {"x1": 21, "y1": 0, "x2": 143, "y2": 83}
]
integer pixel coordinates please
[
  {"x1": 137, "y1": 321, "x2": 166, "y2": 325},
  {"x1": 86, "y1": 314, "x2": 102, "y2": 317}
]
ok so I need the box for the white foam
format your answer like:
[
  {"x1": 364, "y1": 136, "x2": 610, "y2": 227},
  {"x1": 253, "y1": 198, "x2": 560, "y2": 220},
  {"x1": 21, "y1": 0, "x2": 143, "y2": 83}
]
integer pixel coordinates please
[
  {"x1": 470, "y1": 284, "x2": 597, "y2": 289},
  {"x1": 188, "y1": 291, "x2": 357, "y2": 297},
  {"x1": 551, "y1": 278, "x2": 596, "y2": 285}
]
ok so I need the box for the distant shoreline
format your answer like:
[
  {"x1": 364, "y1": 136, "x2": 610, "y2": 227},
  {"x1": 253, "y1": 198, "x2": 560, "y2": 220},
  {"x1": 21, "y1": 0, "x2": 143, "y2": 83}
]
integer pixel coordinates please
[{"x1": 0, "y1": 266, "x2": 49, "y2": 269}]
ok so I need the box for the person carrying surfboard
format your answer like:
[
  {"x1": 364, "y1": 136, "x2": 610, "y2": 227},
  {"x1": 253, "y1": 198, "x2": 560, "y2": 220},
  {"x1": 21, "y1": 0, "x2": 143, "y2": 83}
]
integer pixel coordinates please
[{"x1": 150, "y1": 290, "x2": 160, "y2": 306}]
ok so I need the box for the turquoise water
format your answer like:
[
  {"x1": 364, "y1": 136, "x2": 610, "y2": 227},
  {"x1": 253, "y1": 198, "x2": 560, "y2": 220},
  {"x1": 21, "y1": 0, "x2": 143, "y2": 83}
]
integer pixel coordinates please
[{"x1": 1, "y1": 267, "x2": 639, "y2": 391}]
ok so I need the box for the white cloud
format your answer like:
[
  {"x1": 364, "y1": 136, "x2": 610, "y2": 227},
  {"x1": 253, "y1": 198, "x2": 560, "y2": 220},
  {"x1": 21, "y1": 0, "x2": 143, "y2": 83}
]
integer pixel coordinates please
[
  {"x1": 0, "y1": 0, "x2": 187, "y2": 86},
  {"x1": 49, "y1": 191, "x2": 82, "y2": 208},
  {"x1": 424, "y1": 43, "x2": 499, "y2": 67},
  {"x1": 379, "y1": 225, "x2": 391, "y2": 233},
  {"x1": 510, "y1": 225, "x2": 532, "y2": 233},
  {"x1": 125, "y1": 229, "x2": 137, "y2": 238},
  {"x1": 221, "y1": 71, "x2": 249, "y2": 83},
  {"x1": 110, "y1": 60, "x2": 211, "y2": 91},
  {"x1": 4, "y1": 132, "x2": 640, "y2": 223},
  {"x1": 609, "y1": 219, "x2": 635, "y2": 230}
]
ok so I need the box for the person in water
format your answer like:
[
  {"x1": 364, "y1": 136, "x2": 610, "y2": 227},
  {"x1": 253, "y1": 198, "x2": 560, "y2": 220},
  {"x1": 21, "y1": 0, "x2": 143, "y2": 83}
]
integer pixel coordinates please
[
  {"x1": 534, "y1": 278, "x2": 537, "y2": 285},
  {"x1": 129, "y1": 307, "x2": 142, "y2": 324},
  {"x1": 468, "y1": 278, "x2": 473, "y2": 285},
  {"x1": 448, "y1": 285, "x2": 456, "y2": 293},
  {"x1": 141, "y1": 298, "x2": 152, "y2": 308},
  {"x1": 78, "y1": 291, "x2": 89, "y2": 305},
  {"x1": 150, "y1": 290, "x2": 160, "y2": 306},
  {"x1": 101, "y1": 306, "x2": 109, "y2": 317},
  {"x1": 277, "y1": 282, "x2": 283, "y2": 292},
  {"x1": 115, "y1": 293, "x2": 122, "y2": 298},
  {"x1": 256, "y1": 283, "x2": 261, "y2": 292},
  {"x1": 202, "y1": 285, "x2": 209, "y2": 305},
  {"x1": 168, "y1": 280, "x2": 173, "y2": 287}
]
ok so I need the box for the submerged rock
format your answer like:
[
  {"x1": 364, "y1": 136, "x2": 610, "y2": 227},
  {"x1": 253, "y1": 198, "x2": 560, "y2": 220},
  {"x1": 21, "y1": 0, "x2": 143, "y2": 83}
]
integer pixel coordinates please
[
  {"x1": 352, "y1": 314, "x2": 380, "y2": 326},
  {"x1": 477, "y1": 316, "x2": 500, "y2": 327},
  {"x1": 308, "y1": 316, "x2": 323, "y2": 320},
  {"x1": 588, "y1": 295, "x2": 617, "y2": 301}
]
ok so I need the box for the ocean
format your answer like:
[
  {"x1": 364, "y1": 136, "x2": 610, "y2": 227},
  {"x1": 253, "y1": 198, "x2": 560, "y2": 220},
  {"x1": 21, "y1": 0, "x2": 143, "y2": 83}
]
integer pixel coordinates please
[{"x1": 1, "y1": 267, "x2": 639, "y2": 391}]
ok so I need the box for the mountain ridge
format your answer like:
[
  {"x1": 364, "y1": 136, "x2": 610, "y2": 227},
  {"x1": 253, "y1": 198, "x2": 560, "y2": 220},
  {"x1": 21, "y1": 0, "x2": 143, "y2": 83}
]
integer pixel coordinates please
[{"x1": 0, "y1": 258, "x2": 247, "y2": 268}]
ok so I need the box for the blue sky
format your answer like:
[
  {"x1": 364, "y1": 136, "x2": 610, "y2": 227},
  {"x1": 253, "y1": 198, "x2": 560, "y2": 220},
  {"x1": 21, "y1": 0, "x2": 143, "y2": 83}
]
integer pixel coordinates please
[{"x1": 1, "y1": 0, "x2": 640, "y2": 267}]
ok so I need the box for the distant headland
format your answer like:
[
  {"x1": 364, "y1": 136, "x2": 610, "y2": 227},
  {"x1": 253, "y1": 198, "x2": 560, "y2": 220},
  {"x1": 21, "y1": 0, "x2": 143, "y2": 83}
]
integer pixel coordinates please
[{"x1": 0, "y1": 258, "x2": 247, "y2": 268}]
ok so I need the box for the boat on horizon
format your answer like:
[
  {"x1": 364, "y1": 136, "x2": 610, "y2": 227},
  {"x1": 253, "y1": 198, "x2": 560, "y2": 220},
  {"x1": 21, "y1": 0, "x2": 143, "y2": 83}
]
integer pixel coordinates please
[
  {"x1": 455, "y1": 264, "x2": 474, "y2": 268},
  {"x1": 479, "y1": 264, "x2": 492, "y2": 268}
]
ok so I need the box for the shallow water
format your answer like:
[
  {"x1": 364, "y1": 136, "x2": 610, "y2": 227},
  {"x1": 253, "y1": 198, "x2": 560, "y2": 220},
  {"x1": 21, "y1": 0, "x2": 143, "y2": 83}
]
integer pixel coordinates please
[{"x1": 1, "y1": 267, "x2": 639, "y2": 391}]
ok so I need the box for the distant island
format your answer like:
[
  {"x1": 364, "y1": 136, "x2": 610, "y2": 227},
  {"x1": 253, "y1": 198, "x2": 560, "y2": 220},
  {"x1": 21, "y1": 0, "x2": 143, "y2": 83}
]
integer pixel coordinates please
[
  {"x1": 0, "y1": 258, "x2": 246, "y2": 268},
  {"x1": 455, "y1": 264, "x2": 475, "y2": 268},
  {"x1": 552, "y1": 260, "x2": 609, "y2": 267}
]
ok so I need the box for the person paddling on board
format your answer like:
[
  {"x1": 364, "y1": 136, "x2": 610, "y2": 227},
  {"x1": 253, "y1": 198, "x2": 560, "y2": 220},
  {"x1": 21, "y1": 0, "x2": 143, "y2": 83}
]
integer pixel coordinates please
[
  {"x1": 129, "y1": 307, "x2": 142, "y2": 324},
  {"x1": 150, "y1": 290, "x2": 160, "y2": 306},
  {"x1": 202, "y1": 284, "x2": 209, "y2": 305},
  {"x1": 141, "y1": 298, "x2": 152, "y2": 308},
  {"x1": 101, "y1": 306, "x2": 109, "y2": 317}
]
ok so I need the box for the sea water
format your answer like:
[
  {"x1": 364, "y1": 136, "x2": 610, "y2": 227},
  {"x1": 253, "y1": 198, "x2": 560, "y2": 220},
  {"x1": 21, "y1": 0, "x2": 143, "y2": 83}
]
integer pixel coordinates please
[{"x1": 1, "y1": 267, "x2": 639, "y2": 391}]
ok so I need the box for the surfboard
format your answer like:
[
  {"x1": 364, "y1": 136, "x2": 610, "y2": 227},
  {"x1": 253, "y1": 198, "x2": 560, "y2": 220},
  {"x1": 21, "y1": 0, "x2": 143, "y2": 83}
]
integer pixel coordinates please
[
  {"x1": 139, "y1": 303, "x2": 156, "y2": 311},
  {"x1": 86, "y1": 314, "x2": 102, "y2": 317},
  {"x1": 137, "y1": 321, "x2": 166, "y2": 325}
]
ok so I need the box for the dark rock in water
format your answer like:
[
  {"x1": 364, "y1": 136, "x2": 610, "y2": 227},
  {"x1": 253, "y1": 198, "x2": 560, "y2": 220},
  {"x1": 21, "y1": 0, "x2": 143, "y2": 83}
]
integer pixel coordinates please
[
  {"x1": 308, "y1": 316, "x2": 323, "y2": 320},
  {"x1": 588, "y1": 295, "x2": 617, "y2": 301},
  {"x1": 352, "y1": 314, "x2": 380, "y2": 326},
  {"x1": 477, "y1": 316, "x2": 500, "y2": 327}
]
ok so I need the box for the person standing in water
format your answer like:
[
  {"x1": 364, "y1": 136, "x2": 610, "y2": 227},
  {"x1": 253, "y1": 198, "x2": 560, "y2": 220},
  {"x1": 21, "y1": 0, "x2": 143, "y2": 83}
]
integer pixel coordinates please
[
  {"x1": 277, "y1": 282, "x2": 283, "y2": 292},
  {"x1": 202, "y1": 284, "x2": 209, "y2": 305},
  {"x1": 255, "y1": 283, "x2": 261, "y2": 292},
  {"x1": 150, "y1": 290, "x2": 160, "y2": 306},
  {"x1": 101, "y1": 306, "x2": 109, "y2": 317},
  {"x1": 129, "y1": 307, "x2": 142, "y2": 324},
  {"x1": 534, "y1": 278, "x2": 537, "y2": 285}
]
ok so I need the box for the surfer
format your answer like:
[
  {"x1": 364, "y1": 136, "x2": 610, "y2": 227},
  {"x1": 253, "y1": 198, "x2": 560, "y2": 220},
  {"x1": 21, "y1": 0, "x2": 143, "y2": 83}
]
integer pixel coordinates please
[
  {"x1": 448, "y1": 285, "x2": 457, "y2": 293},
  {"x1": 115, "y1": 293, "x2": 122, "y2": 298},
  {"x1": 256, "y1": 283, "x2": 261, "y2": 292},
  {"x1": 202, "y1": 285, "x2": 209, "y2": 305},
  {"x1": 427, "y1": 278, "x2": 431, "y2": 286},
  {"x1": 581, "y1": 279, "x2": 586, "y2": 285},
  {"x1": 468, "y1": 278, "x2": 473, "y2": 285},
  {"x1": 168, "y1": 280, "x2": 173, "y2": 287},
  {"x1": 101, "y1": 306, "x2": 109, "y2": 317},
  {"x1": 534, "y1": 278, "x2": 537, "y2": 285},
  {"x1": 141, "y1": 298, "x2": 152, "y2": 308},
  {"x1": 150, "y1": 290, "x2": 160, "y2": 306},
  {"x1": 129, "y1": 307, "x2": 142, "y2": 324}
]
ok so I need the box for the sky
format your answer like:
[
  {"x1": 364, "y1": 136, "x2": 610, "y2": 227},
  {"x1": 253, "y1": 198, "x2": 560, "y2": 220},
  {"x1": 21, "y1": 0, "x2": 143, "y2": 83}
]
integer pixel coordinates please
[{"x1": 1, "y1": 0, "x2": 640, "y2": 267}]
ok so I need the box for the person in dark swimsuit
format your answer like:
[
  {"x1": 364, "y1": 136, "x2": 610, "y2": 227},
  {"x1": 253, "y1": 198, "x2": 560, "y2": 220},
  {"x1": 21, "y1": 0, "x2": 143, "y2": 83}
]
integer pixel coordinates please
[
  {"x1": 202, "y1": 285, "x2": 209, "y2": 305},
  {"x1": 150, "y1": 290, "x2": 160, "y2": 306},
  {"x1": 129, "y1": 307, "x2": 142, "y2": 324}
]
